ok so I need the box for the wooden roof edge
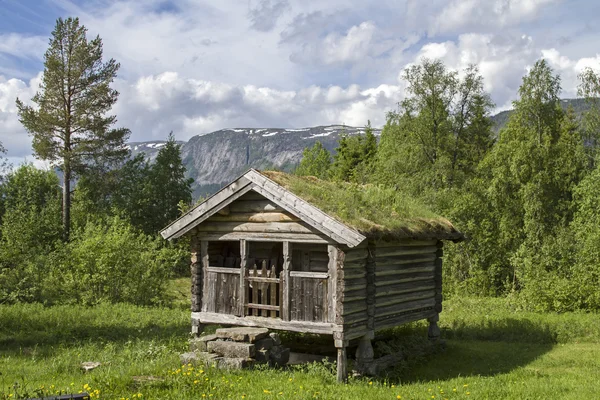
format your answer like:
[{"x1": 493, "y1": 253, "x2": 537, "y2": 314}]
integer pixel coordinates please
[
  {"x1": 160, "y1": 168, "x2": 367, "y2": 247},
  {"x1": 245, "y1": 169, "x2": 367, "y2": 248},
  {"x1": 160, "y1": 171, "x2": 254, "y2": 240}
]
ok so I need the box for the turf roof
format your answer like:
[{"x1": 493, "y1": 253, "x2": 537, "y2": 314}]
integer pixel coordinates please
[{"x1": 261, "y1": 171, "x2": 464, "y2": 241}]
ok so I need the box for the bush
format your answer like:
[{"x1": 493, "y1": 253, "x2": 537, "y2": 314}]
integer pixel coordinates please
[{"x1": 43, "y1": 216, "x2": 186, "y2": 306}]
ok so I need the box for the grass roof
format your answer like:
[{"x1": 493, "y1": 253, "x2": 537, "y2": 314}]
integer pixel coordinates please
[{"x1": 261, "y1": 171, "x2": 463, "y2": 241}]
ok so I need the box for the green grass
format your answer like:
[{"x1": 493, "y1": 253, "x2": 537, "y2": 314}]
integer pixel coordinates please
[
  {"x1": 261, "y1": 171, "x2": 462, "y2": 240},
  {"x1": 1, "y1": 294, "x2": 599, "y2": 399}
]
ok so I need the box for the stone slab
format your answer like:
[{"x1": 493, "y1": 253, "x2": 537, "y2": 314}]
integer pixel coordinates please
[
  {"x1": 207, "y1": 340, "x2": 256, "y2": 358},
  {"x1": 255, "y1": 349, "x2": 270, "y2": 362},
  {"x1": 190, "y1": 334, "x2": 219, "y2": 352},
  {"x1": 217, "y1": 357, "x2": 255, "y2": 370},
  {"x1": 269, "y1": 332, "x2": 282, "y2": 345},
  {"x1": 269, "y1": 346, "x2": 290, "y2": 367},
  {"x1": 215, "y1": 327, "x2": 269, "y2": 342}
]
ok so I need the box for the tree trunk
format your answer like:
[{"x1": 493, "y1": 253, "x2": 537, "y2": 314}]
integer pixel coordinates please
[{"x1": 62, "y1": 165, "x2": 71, "y2": 241}]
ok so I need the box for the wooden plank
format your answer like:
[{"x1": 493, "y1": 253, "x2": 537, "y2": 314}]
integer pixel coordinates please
[
  {"x1": 200, "y1": 241, "x2": 209, "y2": 312},
  {"x1": 282, "y1": 241, "x2": 291, "y2": 321},
  {"x1": 251, "y1": 265, "x2": 258, "y2": 316},
  {"x1": 374, "y1": 297, "x2": 436, "y2": 319},
  {"x1": 334, "y1": 247, "x2": 346, "y2": 325},
  {"x1": 161, "y1": 176, "x2": 253, "y2": 239},
  {"x1": 208, "y1": 212, "x2": 300, "y2": 223},
  {"x1": 375, "y1": 254, "x2": 437, "y2": 267},
  {"x1": 376, "y1": 289, "x2": 436, "y2": 307},
  {"x1": 366, "y1": 242, "x2": 376, "y2": 333},
  {"x1": 327, "y1": 244, "x2": 337, "y2": 324},
  {"x1": 261, "y1": 261, "x2": 268, "y2": 317},
  {"x1": 343, "y1": 249, "x2": 368, "y2": 262},
  {"x1": 375, "y1": 281, "x2": 436, "y2": 297},
  {"x1": 206, "y1": 266, "x2": 241, "y2": 274},
  {"x1": 192, "y1": 311, "x2": 341, "y2": 334},
  {"x1": 239, "y1": 239, "x2": 248, "y2": 317},
  {"x1": 196, "y1": 232, "x2": 331, "y2": 244},
  {"x1": 375, "y1": 263, "x2": 436, "y2": 276},
  {"x1": 247, "y1": 171, "x2": 366, "y2": 247},
  {"x1": 289, "y1": 271, "x2": 329, "y2": 279},
  {"x1": 376, "y1": 246, "x2": 437, "y2": 258},
  {"x1": 270, "y1": 265, "x2": 277, "y2": 317},
  {"x1": 196, "y1": 221, "x2": 317, "y2": 234},
  {"x1": 337, "y1": 347, "x2": 347, "y2": 383},
  {"x1": 229, "y1": 200, "x2": 283, "y2": 213},
  {"x1": 246, "y1": 303, "x2": 279, "y2": 311},
  {"x1": 374, "y1": 309, "x2": 435, "y2": 332}
]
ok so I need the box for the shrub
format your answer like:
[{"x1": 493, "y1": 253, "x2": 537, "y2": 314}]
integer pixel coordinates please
[{"x1": 44, "y1": 216, "x2": 186, "y2": 306}]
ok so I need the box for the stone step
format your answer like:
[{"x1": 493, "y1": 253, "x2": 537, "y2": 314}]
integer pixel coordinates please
[
  {"x1": 215, "y1": 327, "x2": 269, "y2": 342},
  {"x1": 207, "y1": 340, "x2": 256, "y2": 358}
]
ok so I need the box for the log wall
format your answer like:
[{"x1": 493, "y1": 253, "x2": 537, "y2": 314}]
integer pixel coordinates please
[
  {"x1": 194, "y1": 191, "x2": 331, "y2": 243},
  {"x1": 373, "y1": 240, "x2": 439, "y2": 331}
]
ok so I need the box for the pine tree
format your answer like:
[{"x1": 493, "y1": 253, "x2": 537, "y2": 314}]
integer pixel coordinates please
[
  {"x1": 295, "y1": 141, "x2": 332, "y2": 179},
  {"x1": 148, "y1": 133, "x2": 193, "y2": 233},
  {"x1": 16, "y1": 17, "x2": 130, "y2": 240}
]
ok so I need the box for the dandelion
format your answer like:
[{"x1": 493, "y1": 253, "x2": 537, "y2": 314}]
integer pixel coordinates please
[
  {"x1": 466, "y1": 392, "x2": 470, "y2": 396},
  {"x1": 194, "y1": 380, "x2": 200, "y2": 384},
  {"x1": 369, "y1": 381, "x2": 373, "y2": 385},
  {"x1": 396, "y1": 396, "x2": 401, "y2": 400},
  {"x1": 391, "y1": 384, "x2": 396, "y2": 388},
  {"x1": 453, "y1": 388, "x2": 457, "y2": 392},
  {"x1": 463, "y1": 384, "x2": 468, "y2": 388},
  {"x1": 264, "y1": 389, "x2": 271, "y2": 394}
]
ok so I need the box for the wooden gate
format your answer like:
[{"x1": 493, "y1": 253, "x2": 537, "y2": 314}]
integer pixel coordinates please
[{"x1": 245, "y1": 261, "x2": 281, "y2": 318}]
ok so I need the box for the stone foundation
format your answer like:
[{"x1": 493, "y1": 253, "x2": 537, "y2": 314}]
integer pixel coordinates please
[{"x1": 182, "y1": 327, "x2": 290, "y2": 370}]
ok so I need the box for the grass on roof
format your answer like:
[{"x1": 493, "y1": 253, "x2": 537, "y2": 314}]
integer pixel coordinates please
[{"x1": 261, "y1": 171, "x2": 462, "y2": 240}]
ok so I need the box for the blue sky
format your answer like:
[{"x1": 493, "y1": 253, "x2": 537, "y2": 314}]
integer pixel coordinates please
[{"x1": 1, "y1": 0, "x2": 600, "y2": 165}]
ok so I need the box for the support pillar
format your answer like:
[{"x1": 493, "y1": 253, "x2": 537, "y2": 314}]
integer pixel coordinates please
[
  {"x1": 336, "y1": 344, "x2": 348, "y2": 383},
  {"x1": 355, "y1": 334, "x2": 374, "y2": 373},
  {"x1": 427, "y1": 314, "x2": 440, "y2": 341}
]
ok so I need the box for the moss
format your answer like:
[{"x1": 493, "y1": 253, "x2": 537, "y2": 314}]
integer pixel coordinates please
[{"x1": 261, "y1": 171, "x2": 463, "y2": 240}]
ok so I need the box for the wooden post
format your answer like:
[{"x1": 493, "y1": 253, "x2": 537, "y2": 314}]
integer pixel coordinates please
[
  {"x1": 239, "y1": 239, "x2": 248, "y2": 317},
  {"x1": 327, "y1": 245, "x2": 337, "y2": 323},
  {"x1": 336, "y1": 342, "x2": 348, "y2": 383},
  {"x1": 282, "y1": 241, "x2": 291, "y2": 321},
  {"x1": 190, "y1": 236, "x2": 206, "y2": 336}
]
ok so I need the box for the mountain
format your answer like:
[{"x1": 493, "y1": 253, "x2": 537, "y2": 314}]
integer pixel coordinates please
[
  {"x1": 127, "y1": 125, "x2": 381, "y2": 198},
  {"x1": 129, "y1": 99, "x2": 588, "y2": 199}
]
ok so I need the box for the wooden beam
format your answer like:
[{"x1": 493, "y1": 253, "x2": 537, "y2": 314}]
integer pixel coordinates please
[
  {"x1": 196, "y1": 232, "x2": 331, "y2": 244},
  {"x1": 191, "y1": 311, "x2": 341, "y2": 334},
  {"x1": 207, "y1": 212, "x2": 300, "y2": 223},
  {"x1": 289, "y1": 271, "x2": 329, "y2": 279},
  {"x1": 336, "y1": 345, "x2": 348, "y2": 383},
  {"x1": 239, "y1": 239, "x2": 248, "y2": 317},
  {"x1": 200, "y1": 240, "x2": 209, "y2": 313},
  {"x1": 327, "y1": 244, "x2": 337, "y2": 324},
  {"x1": 282, "y1": 241, "x2": 291, "y2": 321}
]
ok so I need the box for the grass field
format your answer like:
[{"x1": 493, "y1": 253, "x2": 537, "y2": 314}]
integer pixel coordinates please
[{"x1": 1, "y1": 283, "x2": 599, "y2": 399}]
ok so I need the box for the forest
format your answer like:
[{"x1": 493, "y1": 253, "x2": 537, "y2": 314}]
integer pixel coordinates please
[
  {"x1": 1, "y1": 15, "x2": 600, "y2": 400},
  {"x1": 2, "y1": 18, "x2": 600, "y2": 313}
]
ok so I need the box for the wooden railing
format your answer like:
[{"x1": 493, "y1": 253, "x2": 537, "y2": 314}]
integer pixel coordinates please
[{"x1": 245, "y1": 261, "x2": 280, "y2": 317}]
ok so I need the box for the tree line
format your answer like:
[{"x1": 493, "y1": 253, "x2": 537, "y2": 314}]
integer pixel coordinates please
[
  {"x1": 297, "y1": 59, "x2": 600, "y2": 312},
  {"x1": 0, "y1": 18, "x2": 193, "y2": 305}
]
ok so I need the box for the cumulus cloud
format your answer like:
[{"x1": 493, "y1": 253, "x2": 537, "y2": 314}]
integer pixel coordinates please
[{"x1": 248, "y1": 0, "x2": 290, "y2": 32}]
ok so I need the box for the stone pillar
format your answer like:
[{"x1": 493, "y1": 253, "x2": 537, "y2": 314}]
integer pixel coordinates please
[
  {"x1": 355, "y1": 334, "x2": 374, "y2": 371},
  {"x1": 427, "y1": 314, "x2": 440, "y2": 341}
]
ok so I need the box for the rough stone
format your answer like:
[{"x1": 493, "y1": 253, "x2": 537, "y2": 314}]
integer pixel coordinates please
[
  {"x1": 180, "y1": 352, "x2": 199, "y2": 365},
  {"x1": 190, "y1": 334, "x2": 218, "y2": 352},
  {"x1": 255, "y1": 337, "x2": 274, "y2": 351},
  {"x1": 269, "y1": 346, "x2": 290, "y2": 366},
  {"x1": 216, "y1": 357, "x2": 255, "y2": 370},
  {"x1": 269, "y1": 332, "x2": 282, "y2": 346},
  {"x1": 207, "y1": 340, "x2": 256, "y2": 358},
  {"x1": 254, "y1": 349, "x2": 270, "y2": 362},
  {"x1": 80, "y1": 362, "x2": 101, "y2": 372},
  {"x1": 216, "y1": 327, "x2": 269, "y2": 343}
]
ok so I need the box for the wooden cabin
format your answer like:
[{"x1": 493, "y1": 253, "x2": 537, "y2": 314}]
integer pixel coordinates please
[{"x1": 160, "y1": 169, "x2": 463, "y2": 381}]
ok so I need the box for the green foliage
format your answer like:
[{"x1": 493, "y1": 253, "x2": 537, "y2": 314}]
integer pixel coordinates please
[
  {"x1": 376, "y1": 61, "x2": 494, "y2": 193},
  {"x1": 330, "y1": 122, "x2": 377, "y2": 183},
  {"x1": 147, "y1": 133, "x2": 194, "y2": 233},
  {"x1": 16, "y1": 17, "x2": 130, "y2": 240},
  {"x1": 577, "y1": 67, "x2": 600, "y2": 167},
  {"x1": 295, "y1": 141, "x2": 331, "y2": 179},
  {"x1": 43, "y1": 216, "x2": 185, "y2": 305},
  {"x1": 0, "y1": 165, "x2": 62, "y2": 303}
]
